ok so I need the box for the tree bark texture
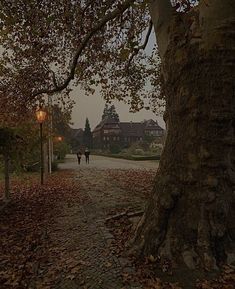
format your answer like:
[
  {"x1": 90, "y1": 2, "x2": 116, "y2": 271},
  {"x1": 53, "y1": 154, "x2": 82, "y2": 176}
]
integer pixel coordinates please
[{"x1": 134, "y1": 0, "x2": 235, "y2": 270}]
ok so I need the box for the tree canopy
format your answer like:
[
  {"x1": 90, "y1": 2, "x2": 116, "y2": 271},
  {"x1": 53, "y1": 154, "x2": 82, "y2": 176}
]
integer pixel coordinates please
[
  {"x1": 1, "y1": 0, "x2": 189, "y2": 118},
  {"x1": 0, "y1": 1, "x2": 201, "y2": 121},
  {"x1": 102, "y1": 104, "x2": 120, "y2": 121},
  {"x1": 52, "y1": 104, "x2": 73, "y2": 140}
]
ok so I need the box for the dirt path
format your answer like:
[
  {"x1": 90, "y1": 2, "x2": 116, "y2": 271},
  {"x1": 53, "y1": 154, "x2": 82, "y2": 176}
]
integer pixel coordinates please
[
  {"x1": 59, "y1": 154, "x2": 159, "y2": 170},
  {"x1": 1, "y1": 156, "x2": 156, "y2": 289},
  {"x1": 43, "y1": 168, "x2": 148, "y2": 289}
]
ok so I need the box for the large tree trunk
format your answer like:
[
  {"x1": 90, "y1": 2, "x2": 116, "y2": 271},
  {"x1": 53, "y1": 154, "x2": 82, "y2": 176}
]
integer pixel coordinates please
[{"x1": 133, "y1": 0, "x2": 235, "y2": 270}]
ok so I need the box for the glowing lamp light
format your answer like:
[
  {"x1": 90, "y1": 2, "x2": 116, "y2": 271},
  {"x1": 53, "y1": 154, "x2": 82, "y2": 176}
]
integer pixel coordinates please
[
  {"x1": 36, "y1": 109, "x2": 47, "y2": 123},
  {"x1": 57, "y1": 136, "x2": 63, "y2": 142}
]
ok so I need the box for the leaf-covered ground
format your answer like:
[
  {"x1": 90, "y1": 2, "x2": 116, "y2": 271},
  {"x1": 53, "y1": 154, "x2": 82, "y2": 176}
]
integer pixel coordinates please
[
  {"x1": 0, "y1": 171, "x2": 84, "y2": 288},
  {"x1": 1, "y1": 167, "x2": 234, "y2": 289}
]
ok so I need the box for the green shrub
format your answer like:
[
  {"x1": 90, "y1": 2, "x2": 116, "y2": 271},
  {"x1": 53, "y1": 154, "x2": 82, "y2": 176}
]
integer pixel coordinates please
[
  {"x1": 134, "y1": 148, "x2": 144, "y2": 155},
  {"x1": 110, "y1": 144, "x2": 121, "y2": 154},
  {"x1": 54, "y1": 141, "x2": 70, "y2": 160}
]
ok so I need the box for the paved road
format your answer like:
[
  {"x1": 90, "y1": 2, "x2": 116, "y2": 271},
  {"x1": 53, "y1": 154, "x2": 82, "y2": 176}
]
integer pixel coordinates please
[{"x1": 59, "y1": 154, "x2": 159, "y2": 170}]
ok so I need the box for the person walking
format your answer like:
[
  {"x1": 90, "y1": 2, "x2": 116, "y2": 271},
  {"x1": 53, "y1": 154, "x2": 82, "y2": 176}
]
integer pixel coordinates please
[
  {"x1": 76, "y1": 150, "x2": 82, "y2": 165},
  {"x1": 84, "y1": 148, "x2": 90, "y2": 164}
]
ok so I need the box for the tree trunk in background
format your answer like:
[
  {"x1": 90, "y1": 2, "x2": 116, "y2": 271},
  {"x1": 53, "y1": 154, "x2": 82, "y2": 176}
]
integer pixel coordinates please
[
  {"x1": 44, "y1": 143, "x2": 48, "y2": 180},
  {"x1": 4, "y1": 151, "x2": 10, "y2": 201},
  {"x1": 133, "y1": 0, "x2": 235, "y2": 269}
]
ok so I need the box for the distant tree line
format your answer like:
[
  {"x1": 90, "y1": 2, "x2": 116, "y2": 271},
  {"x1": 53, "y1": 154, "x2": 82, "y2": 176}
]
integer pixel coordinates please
[{"x1": 102, "y1": 104, "x2": 119, "y2": 122}]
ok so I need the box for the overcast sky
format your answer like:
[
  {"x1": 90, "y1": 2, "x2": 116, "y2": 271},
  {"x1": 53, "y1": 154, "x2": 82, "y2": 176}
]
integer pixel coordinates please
[
  {"x1": 69, "y1": 87, "x2": 165, "y2": 131},
  {"x1": 68, "y1": 29, "x2": 166, "y2": 131}
]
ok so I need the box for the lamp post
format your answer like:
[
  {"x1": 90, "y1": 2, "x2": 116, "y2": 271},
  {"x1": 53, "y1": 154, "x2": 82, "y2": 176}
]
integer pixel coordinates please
[
  {"x1": 48, "y1": 95, "x2": 53, "y2": 174},
  {"x1": 36, "y1": 108, "x2": 47, "y2": 185}
]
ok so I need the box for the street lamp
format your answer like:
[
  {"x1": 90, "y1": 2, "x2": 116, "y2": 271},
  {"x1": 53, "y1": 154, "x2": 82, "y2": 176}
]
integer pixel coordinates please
[{"x1": 36, "y1": 107, "x2": 47, "y2": 185}]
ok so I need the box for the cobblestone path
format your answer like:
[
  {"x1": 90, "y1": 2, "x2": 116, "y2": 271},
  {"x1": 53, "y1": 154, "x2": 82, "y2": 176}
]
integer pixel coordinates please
[{"x1": 47, "y1": 168, "x2": 145, "y2": 289}]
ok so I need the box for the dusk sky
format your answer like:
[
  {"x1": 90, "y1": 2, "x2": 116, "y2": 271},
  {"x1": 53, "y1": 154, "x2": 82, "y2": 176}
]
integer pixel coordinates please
[
  {"x1": 70, "y1": 87, "x2": 165, "y2": 131},
  {"x1": 69, "y1": 32, "x2": 165, "y2": 131}
]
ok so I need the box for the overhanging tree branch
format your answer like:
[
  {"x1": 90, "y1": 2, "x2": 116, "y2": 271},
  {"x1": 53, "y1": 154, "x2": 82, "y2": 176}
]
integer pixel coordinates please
[
  {"x1": 32, "y1": 0, "x2": 136, "y2": 98},
  {"x1": 127, "y1": 20, "x2": 153, "y2": 67}
]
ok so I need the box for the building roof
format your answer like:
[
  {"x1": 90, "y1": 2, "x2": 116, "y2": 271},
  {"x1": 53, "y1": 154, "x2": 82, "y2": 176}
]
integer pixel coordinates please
[
  {"x1": 92, "y1": 118, "x2": 164, "y2": 136},
  {"x1": 93, "y1": 117, "x2": 119, "y2": 132},
  {"x1": 119, "y1": 122, "x2": 145, "y2": 137},
  {"x1": 144, "y1": 119, "x2": 164, "y2": 131}
]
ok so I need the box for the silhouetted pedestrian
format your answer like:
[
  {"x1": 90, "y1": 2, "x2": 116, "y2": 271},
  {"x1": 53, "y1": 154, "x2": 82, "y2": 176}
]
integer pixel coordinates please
[
  {"x1": 76, "y1": 150, "x2": 82, "y2": 164},
  {"x1": 84, "y1": 148, "x2": 90, "y2": 164}
]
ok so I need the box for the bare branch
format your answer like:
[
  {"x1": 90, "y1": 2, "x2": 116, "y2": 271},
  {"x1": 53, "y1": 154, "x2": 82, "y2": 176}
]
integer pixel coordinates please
[
  {"x1": 32, "y1": 0, "x2": 136, "y2": 98},
  {"x1": 127, "y1": 20, "x2": 153, "y2": 67}
]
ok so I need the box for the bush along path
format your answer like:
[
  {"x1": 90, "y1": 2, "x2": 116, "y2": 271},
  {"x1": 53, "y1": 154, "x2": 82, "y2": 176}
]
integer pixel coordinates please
[{"x1": 1, "y1": 169, "x2": 234, "y2": 289}]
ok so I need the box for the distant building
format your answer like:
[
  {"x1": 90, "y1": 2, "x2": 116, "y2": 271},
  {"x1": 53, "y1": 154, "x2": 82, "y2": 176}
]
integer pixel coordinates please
[{"x1": 92, "y1": 118, "x2": 164, "y2": 150}]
